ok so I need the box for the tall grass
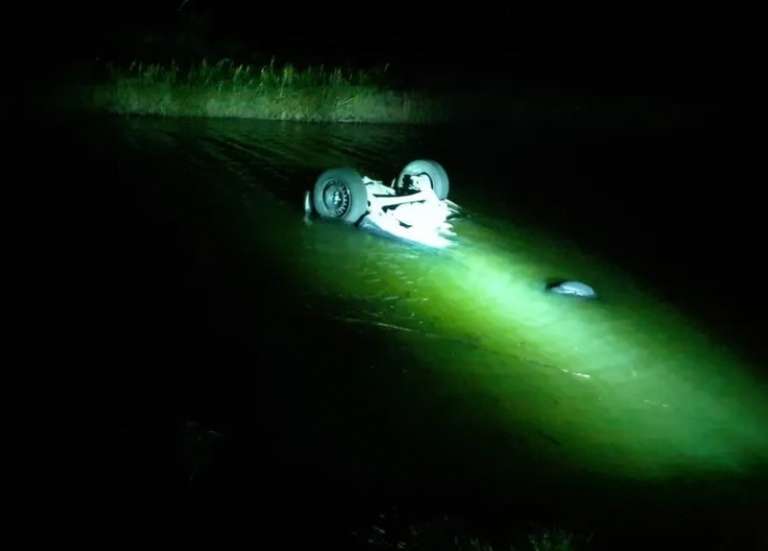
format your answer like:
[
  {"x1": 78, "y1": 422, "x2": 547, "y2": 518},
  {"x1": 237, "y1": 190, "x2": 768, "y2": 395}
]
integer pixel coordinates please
[
  {"x1": 90, "y1": 58, "x2": 443, "y2": 123},
  {"x1": 355, "y1": 511, "x2": 585, "y2": 551},
  {"x1": 58, "y1": 56, "x2": 676, "y2": 126}
]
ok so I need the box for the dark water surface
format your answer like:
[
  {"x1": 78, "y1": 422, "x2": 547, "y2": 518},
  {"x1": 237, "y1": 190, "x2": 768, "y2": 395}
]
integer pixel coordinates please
[{"x1": 50, "y1": 112, "x2": 766, "y2": 548}]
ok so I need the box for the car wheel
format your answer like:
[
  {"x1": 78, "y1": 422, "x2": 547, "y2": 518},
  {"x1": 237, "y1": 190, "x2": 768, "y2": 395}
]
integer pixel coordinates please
[
  {"x1": 312, "y1": 168, "x2": 368, "y2": 224},
  {"x1": 397, "y1": 159, "x2": 449, "y2": 199}
]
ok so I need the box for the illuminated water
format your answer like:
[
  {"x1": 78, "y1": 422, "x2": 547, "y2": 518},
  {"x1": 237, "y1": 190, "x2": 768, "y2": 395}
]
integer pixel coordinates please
[{"x1": 72, "y1": 115, "x2": 766, "y2": 545}]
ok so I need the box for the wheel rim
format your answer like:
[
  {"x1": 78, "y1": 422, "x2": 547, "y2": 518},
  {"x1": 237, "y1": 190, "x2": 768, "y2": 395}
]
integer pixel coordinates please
[
  {"x1": 322, "y1": 179, "x2": 351, "y2": 217},
  {"x1": 401, "y1": 172, "x2": 434, "y2": 193}
]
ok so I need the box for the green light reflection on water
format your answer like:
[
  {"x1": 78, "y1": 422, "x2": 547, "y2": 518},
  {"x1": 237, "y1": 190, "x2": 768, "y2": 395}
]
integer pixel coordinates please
[{"x1": 294, "y1": 212, "x2": 768, "y2": 481}]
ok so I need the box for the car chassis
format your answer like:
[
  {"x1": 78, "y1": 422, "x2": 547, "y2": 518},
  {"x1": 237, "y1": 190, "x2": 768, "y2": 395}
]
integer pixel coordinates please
[{"x1": 305, "y1": 159, "x2": 460, "y2": 248}]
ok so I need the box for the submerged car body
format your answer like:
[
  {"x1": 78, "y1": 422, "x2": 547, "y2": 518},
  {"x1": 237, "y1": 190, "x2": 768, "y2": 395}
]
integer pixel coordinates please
[{"x1": 306, "y1": 159, "x2": 460, "y2": 248}]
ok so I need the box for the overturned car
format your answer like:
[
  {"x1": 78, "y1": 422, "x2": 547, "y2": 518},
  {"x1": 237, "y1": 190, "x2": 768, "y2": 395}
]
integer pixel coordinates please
[{"x1": 305, "y1": 159, "x2": 461, "y2": 248}]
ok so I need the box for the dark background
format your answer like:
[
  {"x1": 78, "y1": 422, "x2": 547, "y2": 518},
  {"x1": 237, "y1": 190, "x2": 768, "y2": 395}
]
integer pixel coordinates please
[
  {"x1": 24, "y1": 2, "x2": 752, "y2": 99},
  {"x1": 21, "y1": 3, "x2": 765, "y2": 549}
]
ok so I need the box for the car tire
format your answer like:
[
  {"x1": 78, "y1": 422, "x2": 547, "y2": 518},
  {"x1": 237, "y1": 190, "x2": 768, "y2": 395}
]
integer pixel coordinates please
[
  {"x1": 312, "y1": 168, "x2": 368, "y2": 224},
  {"x1": 397, "y1": 159, "x2": 449, "y2": 199}
]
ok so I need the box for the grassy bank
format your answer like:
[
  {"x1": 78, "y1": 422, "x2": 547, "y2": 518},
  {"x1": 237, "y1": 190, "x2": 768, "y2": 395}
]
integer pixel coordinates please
[
  {"x1": 89, "y1": 58, "x2": 443, "y2": 123},
  {"x1": 75, "y1": 58, "x2": 685, "y2": 126},
  {"x1": 353, "y1": 512, "x2": 583, "y2": 551}
]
